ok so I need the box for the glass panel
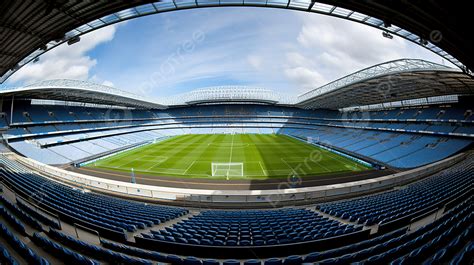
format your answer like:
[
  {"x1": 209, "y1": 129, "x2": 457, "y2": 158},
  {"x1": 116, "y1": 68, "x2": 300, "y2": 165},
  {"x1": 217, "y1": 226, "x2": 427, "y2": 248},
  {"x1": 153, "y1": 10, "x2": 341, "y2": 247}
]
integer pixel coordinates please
[
  {"x1": 289, "y1": 0, "x2": 311, "y2": 9},
  {"x1": 311, "y1": 3, "x2": 334, "y2": 13},
  {"x1": 66, "y1": 29, "x2": 82, "y2": 37},
  {"x1": 405, "y1": 34, "x2": 418, "y2": 41},
  {"x1": 135, "y1": 4, "x2": 156, "y2": 14},
  {"x1": 244, "y1": 0, "x2": 267, "y2": 5},
  {"x1": 88, "y1": 19, "x2": 105, "y2": 28},
  {"x1": 100, "y1": 14, "x2": 120, "y2": 24},
  {"x1": 153, "y1": 1, "x2": 176, "y2": 11},
  {"x1": 197, "y1": 0, "x2": 219, "y2": 6},
  {"x1": 116, "y1": 8, "x2": 138, "y2": 19},
  {"x1": 385, "y1": 25, "x2": 401, "y2": 32},
  {"x1": 366, "y1": 17, "x2": 383, "y2": 26},
  {"x1": 397, "y1": 29, "x2": 411, "y2": 37},
  {"x1": 220, "y1": 0, "x2": 245, "y2": 5},
  {"x1": 267, "y1": 0, "x2": 289, "y2": 7},
  {"x1": 349, "y1": 12, "x2": 368, "y2": 21},
  {"x1": 75, "y1": 24, "x2": 93, "y2": 32},
  {"x1": 332, "y1": 7, "x2": 352, "y2": 16},
  {"x1": 175, "y1": 0, "x2": 197, "y2": 8}
]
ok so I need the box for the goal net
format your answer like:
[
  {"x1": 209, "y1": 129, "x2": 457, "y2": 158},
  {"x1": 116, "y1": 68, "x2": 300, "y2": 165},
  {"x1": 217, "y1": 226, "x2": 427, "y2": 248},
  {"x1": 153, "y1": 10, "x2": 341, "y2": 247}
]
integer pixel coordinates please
[{"x1": 211, "y1": 162, "x2": 244, "y2": 178}]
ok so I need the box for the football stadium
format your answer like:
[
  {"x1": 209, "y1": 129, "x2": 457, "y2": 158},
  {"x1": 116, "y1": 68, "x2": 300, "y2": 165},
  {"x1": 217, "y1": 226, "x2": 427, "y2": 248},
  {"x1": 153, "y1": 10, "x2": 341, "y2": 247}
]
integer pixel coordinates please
[{"x1": 0, "y1": 1, "x2": 473, "y2": 265}]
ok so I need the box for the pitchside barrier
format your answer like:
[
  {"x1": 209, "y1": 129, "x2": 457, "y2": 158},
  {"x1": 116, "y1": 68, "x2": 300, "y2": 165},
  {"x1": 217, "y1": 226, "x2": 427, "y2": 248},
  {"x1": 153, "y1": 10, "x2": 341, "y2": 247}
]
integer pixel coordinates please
[{"x1": 10, "y1": 152, "x2": 466, "y2": 207}]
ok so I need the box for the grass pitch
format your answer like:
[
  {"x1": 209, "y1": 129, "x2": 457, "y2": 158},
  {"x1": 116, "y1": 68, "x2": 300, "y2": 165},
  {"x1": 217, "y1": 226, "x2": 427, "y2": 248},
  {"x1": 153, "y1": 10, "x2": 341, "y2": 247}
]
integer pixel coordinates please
[{"x1": 86, "y1": 134, "x2": 370, "y2": 180}]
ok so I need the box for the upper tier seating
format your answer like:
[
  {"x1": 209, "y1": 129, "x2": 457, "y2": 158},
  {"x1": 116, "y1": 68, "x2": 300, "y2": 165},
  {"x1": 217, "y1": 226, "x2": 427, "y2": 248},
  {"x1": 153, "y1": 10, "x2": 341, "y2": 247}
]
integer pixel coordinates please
[{"x1": 6, "y1": 103, "x2": 473, "y2": 125}]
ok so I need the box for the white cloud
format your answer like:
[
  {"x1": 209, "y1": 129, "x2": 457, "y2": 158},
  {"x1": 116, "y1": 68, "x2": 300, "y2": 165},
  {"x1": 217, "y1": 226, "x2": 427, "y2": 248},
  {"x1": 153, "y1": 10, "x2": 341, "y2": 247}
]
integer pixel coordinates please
[
  {"x1": 101, "y1": 80, "x2": 115, "y2": 87},
  {"x1": 284, "y1": 67, "x2": 327, "y2": 92},
  {"x1": 283, "y1": 52, "x2": 327, "y2": 92},
  {"x1": 10, "y1": 8, "x2": 450, "y2": 97},
  {"x1": 9, "y1": 25, "x2": 117, "y2": 85},
  {"x1": 296, "y1": 15, "x2": 406, "y2": 72},
  {"x1": 282, "y1": 14, "x2": 449, "y2": 92},
  {"x1": 247, "y1": 55, "x2": 263, "y2": 70}
]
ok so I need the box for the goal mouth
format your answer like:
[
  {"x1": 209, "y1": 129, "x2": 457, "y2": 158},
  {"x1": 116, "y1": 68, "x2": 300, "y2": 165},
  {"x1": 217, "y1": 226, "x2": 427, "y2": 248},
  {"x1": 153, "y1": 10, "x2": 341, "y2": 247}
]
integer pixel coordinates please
[{"x1": 211, "y1": 162, "x2": 244, "y2": 177}]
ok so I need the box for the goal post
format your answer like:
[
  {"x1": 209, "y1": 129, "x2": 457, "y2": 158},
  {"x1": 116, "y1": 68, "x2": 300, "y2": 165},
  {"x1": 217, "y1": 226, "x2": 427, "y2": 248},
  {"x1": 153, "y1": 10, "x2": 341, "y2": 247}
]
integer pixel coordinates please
[{"x1": 211, "y1": 162, "x2": 244, "y2": 178}]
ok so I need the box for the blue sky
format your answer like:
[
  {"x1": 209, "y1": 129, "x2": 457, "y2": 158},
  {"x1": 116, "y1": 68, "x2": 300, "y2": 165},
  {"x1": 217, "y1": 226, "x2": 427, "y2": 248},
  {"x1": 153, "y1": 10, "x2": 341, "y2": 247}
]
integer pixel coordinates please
[{"x1": 7, "y1": 8, "x2": 452, "y2": 98}]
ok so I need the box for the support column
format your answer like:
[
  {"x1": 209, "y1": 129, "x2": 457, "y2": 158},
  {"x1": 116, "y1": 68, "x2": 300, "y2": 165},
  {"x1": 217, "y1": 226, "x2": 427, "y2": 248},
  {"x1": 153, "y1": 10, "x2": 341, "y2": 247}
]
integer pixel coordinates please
[{"x1": 10, "y1": 95, "x2": 14, "y2": 125}]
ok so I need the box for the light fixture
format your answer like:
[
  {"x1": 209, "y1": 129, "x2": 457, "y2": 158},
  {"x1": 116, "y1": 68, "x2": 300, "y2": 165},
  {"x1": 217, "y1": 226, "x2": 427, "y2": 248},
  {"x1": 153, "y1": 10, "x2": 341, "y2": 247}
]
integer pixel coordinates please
[
  {"x1": 67, "y1": 36, "x2": 81, "y2": 45},
  {"x1": 382, "y1": 31, "x2": 393, "y2": 39}
]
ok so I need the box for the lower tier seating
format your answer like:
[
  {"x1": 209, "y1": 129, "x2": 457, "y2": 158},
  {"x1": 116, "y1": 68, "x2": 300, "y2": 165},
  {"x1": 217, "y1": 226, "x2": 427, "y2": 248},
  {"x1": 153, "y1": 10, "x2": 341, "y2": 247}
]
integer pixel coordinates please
[
  {"x1": 317, "y1": 157, "x2": 473, "y2": 226},
  {"x1": 0, "y1": 223, "x2": 50, "y2": 265},
  {"x1": 146, "y1": 209, "x2": 362, "y2": 246},
  {"x1": 0, "y1": 155, "x2": 188, "y2": 241},
  {"x1": 0, "y1": 154, "x2": 472, "y2": 264}
]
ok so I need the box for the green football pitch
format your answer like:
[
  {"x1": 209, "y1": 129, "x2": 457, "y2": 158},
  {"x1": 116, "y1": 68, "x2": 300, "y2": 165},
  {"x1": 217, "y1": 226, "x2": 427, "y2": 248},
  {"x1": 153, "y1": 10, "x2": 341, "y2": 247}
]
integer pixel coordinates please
[{"x1": 85, "y1": 134, "x2": 370, "y2": 180}]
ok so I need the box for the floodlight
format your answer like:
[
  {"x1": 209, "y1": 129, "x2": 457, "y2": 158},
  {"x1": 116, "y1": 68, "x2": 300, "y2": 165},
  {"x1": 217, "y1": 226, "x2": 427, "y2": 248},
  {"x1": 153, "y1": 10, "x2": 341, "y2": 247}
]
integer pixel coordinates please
[
  {"x1": 67, "y1": 36, "x2": 81, "y2": 45},
  {"x1": 382, "y1": 31, "x2": 393, "y2": 39}
]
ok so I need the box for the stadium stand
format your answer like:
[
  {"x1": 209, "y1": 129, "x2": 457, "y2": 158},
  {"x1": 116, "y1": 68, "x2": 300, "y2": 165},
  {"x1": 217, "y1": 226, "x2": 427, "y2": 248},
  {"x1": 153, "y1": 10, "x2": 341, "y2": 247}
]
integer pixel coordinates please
[
  {"x1": 0, "y1": 223, "x2": 50, "y2": 265},
  {"x1": 45, "y1": 229, "x2": 152, "y2": 265},
  {"x1": 0, "y1": 149, "x2": 472, "y2": 263},
  {"x1": 3, "y1": 103, "x2": 473, "y2": 168},
  {"x1": 31, "y1": 233, "x2": 98, "y2": 265},
  {"x1": 0, "y1": 1, "x2": 473, "y2": 263},
  {"x1": 1, "y1": 155, "x2": 189, "y2": 240},
  {"x1": 145, "y1": 208, "x2": 363, "y2": 246},
  {"x1": 317, "y1": 157, "x2": 473, "y2": 226}
]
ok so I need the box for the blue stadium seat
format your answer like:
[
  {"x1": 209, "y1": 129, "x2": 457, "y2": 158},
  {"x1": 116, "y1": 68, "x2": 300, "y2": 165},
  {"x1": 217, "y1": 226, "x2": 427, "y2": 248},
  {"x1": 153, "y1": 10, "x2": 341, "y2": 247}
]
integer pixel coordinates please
[
  {"x1": 283, "y1": 255, "x2": 303, "y2": 265},
  {"x1": 202, "y1": 259, "x2": 220, "y2": 265},
  {"x1": 183, "y1": 256, "x2": 203, "y2": 265},
  {"x1": 244, "y1": 259, "x2": 262, "y2": 265},
  {"x1": 223, "y1": 260, "x2": 240, "y2": 265},
  {"x1": 264, "y1": 258, "x2": 283, "y2": 265}
]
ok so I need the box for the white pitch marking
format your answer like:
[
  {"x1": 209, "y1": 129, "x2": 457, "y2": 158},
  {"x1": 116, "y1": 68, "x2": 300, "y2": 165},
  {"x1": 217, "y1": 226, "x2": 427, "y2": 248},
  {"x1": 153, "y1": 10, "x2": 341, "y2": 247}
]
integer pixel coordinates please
[
  {"x1": 141, "y1": 156, "x2": 168, "y2": 171},
  {"x1": 226, "y1": 133, "x2": 236, "y2": 180},
  {"x1": 258, "y1": 161, "x2": 268, "y2": 176},
  {"x1": 183, "y1": 160, "x2": 197, "y2": 175},
  {"x1": 315, "y1": 161, "x2": 331, "y2": 172},
  {"x1": 280, "y1": 158, "x2": 297, "y2": 175}
]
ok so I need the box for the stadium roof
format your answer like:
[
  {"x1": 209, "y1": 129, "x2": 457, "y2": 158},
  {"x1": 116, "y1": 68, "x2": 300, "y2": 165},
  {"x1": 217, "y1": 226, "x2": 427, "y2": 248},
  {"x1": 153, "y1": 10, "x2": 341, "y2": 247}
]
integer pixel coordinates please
[
  {"x1": 0, "y1": 79, "x2": 166, "y2": 109},
  {"x1": 163, "y1": 86, "x2": 297, "y2": 106},
  {"x1": 296, "y1": 59, "x2": 474, "y2": 109},
  {"x1": 1, "y1": 1, "x2": 473, "y2": 84},
  {"x1": 1, "y1": 59, "x2": 472, "y2": 110}
]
